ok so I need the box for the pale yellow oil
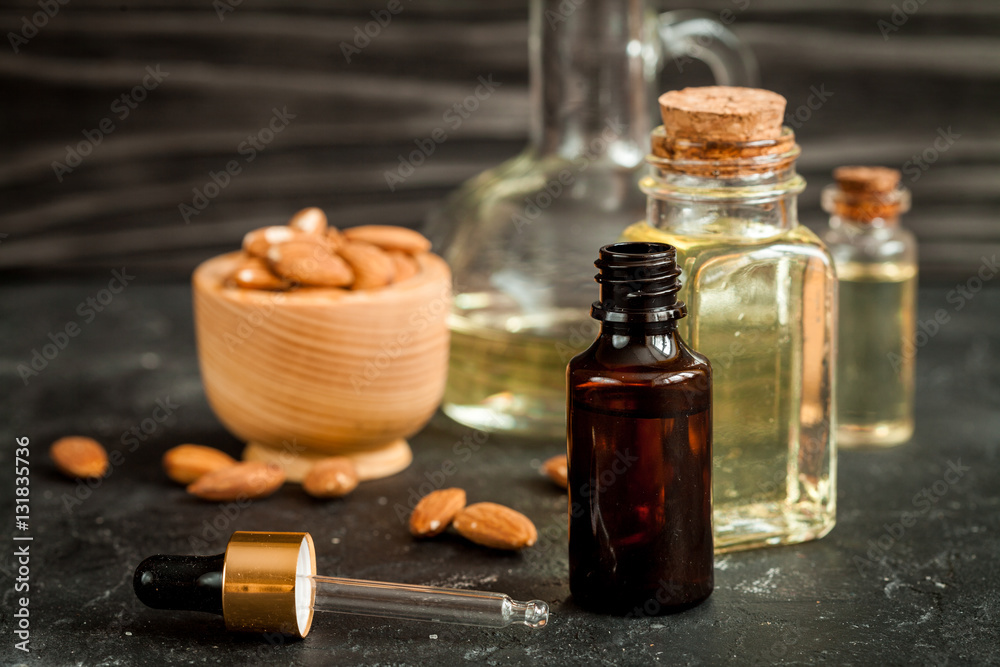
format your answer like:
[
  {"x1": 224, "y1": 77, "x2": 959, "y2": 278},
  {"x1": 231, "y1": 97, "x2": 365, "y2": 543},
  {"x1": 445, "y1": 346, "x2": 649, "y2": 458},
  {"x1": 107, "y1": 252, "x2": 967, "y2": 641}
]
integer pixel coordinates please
[
  {"x1": 444, "y1": 304, "x2": 594, "y2": 438},
  {"x1": 620, "y1": 220, "x2": 836, "y2": 552},
  {"x1": 836, "y1": 261, "x2": 917, "y2": 447}
]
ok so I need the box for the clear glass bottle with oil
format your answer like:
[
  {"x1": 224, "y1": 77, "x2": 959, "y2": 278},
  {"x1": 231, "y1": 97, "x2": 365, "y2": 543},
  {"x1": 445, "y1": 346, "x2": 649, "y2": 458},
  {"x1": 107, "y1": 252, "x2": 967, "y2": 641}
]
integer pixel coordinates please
[
  {"x1": 427, "y1": 0, "x2": 756, "y2": 438},
  {"x1": 620, "y1": 86, "x2": 837, "y2": 552},
  {"x1": 821, "y1": 167, "x2": 916, "y2": 447}
]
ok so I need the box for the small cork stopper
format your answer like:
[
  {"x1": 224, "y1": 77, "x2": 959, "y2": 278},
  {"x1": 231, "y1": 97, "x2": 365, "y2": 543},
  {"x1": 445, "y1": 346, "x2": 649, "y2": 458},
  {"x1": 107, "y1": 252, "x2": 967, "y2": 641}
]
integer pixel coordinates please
[
  {"x1": 833, "y1": 166, "x2": 901, "y2": 194},
  {"x1": 658, "y1": 86, "x2": 786, "y2": 142},
  {"x1": 828, "y1": 166, "x2": 905, "y2": 223}
]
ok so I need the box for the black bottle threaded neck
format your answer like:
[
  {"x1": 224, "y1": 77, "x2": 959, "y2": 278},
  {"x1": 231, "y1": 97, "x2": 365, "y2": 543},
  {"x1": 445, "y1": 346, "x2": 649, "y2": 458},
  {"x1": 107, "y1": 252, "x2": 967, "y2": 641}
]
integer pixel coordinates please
[{"x1": 591, "y1": 242, "x2": 686, "y2": 323}]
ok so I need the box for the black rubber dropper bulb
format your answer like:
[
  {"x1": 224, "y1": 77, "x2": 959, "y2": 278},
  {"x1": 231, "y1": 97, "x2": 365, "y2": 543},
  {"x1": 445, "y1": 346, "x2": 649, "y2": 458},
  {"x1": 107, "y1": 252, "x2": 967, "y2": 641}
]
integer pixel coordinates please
[{"x1": 133, "y1": 553, "x2": 225, "y2": 615}]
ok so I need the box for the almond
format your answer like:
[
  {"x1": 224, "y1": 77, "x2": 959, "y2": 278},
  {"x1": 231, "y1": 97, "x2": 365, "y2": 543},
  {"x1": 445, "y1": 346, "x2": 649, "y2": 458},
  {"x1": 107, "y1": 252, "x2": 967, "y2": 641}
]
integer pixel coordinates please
[
  {"x1": 542, "y1": 454, "x2": 568, "y2": 489},
  {"x1": 342, "y1": 225, "x2": 432, "y2": 254},
  {"x1": 338, "y1": 241, "x2": 394, "y2": 290},
  {"x1": 163, "y1": 444, "x2": 238, "y2": 485},
  {"x1": 230, "y1": 256, "x2": 288, "y2": 290},
  {"x1": 326, "y1": 227, "x2": 344, "y2": 250},
  {"x1": 289, "y1": 207, "x2": 328, "y2": 235},
  {"x1": 187, "y1": 461, "x2": 285, "y2": 501},
  {"x1": 453, "y1": 502, "x2": 537, "y2": 550},
  {"x1": 267, "y1": 240, "x2": 354, "y2": 287},
  {"x1": 388, "y1": 250, "x2": 419, "y2": 284},
  {"x1": 409, "y1": 488, "x2": 466, "y2": 537},
  {"x1": 242, "y1": 225, "x2": 300, "y2": 258},
  {"x1": 302, "y1": 457, "x2": 359, "y2": 498},
  {"x1": 50, "y1": 436, "x2": 108, "y2": 479}
]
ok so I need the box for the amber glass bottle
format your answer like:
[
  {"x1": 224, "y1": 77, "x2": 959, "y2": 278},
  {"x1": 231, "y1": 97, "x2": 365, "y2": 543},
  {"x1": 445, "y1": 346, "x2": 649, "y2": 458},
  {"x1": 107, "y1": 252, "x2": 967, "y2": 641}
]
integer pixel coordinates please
[{"x1": 567, "y1": 242, "x2": 713, "y2": 614}]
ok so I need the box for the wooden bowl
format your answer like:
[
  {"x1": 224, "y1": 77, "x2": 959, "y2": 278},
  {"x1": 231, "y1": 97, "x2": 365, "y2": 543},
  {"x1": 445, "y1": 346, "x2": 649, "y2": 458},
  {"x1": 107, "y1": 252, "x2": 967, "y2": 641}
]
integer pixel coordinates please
[{"x1": 192, "y1": 251, "x2": 451, "y2": 480}]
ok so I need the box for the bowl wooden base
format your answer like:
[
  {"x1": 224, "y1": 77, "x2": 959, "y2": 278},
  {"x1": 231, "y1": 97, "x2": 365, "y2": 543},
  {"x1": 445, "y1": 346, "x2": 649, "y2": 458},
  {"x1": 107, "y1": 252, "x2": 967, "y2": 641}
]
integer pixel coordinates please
[{"x1": 242, "y1": 439, "x2": 413, "y2": 482}]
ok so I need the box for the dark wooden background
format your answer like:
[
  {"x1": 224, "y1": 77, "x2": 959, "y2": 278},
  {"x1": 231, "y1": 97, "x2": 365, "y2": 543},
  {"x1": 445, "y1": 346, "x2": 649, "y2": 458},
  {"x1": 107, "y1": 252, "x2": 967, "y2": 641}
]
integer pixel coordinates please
[{"x1": 0, "y1": 0, "x2": 997, "y2": 280}]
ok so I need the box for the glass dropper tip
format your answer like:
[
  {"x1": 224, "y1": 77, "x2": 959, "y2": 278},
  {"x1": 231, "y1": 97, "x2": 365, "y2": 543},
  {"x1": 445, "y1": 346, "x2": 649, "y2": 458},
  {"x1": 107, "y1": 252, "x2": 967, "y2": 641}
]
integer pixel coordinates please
[{"x1": 509, "y1": 599, "x2": 549, "y2": 629}]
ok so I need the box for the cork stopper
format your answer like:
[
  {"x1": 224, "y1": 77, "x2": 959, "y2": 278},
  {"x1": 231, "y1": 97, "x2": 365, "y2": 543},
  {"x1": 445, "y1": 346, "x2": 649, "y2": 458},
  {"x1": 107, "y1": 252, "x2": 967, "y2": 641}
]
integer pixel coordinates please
[
  {"x1": 833, "y1": 166, "x2": 901, "y2": 194},
  {"x1": 825, "y1": 166, "x2": 907, "y2": 224},
  {"x1": 651, "y1": 86, "x2": 795, "y2": 178},
  {"x1": 658, "y1": 86, "x2": 786, "y2": 142}
]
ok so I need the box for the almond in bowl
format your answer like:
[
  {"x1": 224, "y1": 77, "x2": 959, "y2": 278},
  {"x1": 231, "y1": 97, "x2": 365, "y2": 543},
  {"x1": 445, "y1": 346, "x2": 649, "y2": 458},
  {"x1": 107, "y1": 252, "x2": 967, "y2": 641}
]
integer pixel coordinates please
[{"x1": 192, "y1": 210, "x2": 451, "y2": 482}]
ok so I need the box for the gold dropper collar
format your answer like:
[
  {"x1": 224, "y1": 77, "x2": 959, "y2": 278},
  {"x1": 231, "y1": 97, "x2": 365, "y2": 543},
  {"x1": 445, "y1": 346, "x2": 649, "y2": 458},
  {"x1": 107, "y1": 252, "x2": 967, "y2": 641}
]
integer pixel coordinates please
[{"x1": 222, "y1": 531, "x2": 316, "y2": 638}]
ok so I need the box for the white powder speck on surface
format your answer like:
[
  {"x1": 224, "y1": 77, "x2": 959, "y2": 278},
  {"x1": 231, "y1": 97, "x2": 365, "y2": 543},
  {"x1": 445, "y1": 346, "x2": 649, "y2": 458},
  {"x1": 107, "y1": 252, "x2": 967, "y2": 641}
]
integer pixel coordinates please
[
  {"x1": 715, "y1": 557, "x2": 736, "y2": 571},
  {"x1": 377, "y1": 497, "x2": 388, "y2": 506},
  {"x1": 734, "y1": 567, "x2": 781, "y2": 594}
]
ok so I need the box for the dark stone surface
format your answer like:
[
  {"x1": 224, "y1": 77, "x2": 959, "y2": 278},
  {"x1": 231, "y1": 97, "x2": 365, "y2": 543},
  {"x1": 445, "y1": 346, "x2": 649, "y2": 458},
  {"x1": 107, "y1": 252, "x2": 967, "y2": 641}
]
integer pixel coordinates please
[{"x1": 1, "y1": 279, "x2": 998, "y2": 666}]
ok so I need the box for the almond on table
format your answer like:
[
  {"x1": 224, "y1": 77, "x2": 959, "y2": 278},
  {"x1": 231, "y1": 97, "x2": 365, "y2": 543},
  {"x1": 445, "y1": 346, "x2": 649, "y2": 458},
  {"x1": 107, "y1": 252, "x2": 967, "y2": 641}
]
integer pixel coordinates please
[
  {"x1": 50, "y1": 436, "x2": 108, "y2": 479},
  {"x1": 542, "y1": 455, "x2": 568, "y2": 489},
  {"x1": 162, "y1": 444, "x2": 237, "y2": 485},
  {"x1": 410, "y1": 488, "x2": 467, "y2": 538},
  {"x1": 453, "y1": 502, "x2": 537, "y2": 550},
  {"x1": 187, "y1": 461, "x2": 285, "y2": 501},
  {"x1": 302, "y1": 457, "x2": 359, "y2": 498}
]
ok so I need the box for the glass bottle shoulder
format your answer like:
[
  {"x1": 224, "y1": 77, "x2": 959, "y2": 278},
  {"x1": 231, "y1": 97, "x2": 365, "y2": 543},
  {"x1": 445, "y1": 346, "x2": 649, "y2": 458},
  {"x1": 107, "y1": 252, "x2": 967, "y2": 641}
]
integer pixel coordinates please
[
  {"x1": 821, "y1": 222, "x2": 917, "y2": 274},
  {"x1": 620, "y1": 220, "x2": 837, "y2": 283},
  {"x1": 569, "y1": 331, "x2": 711, "y2": 379}
]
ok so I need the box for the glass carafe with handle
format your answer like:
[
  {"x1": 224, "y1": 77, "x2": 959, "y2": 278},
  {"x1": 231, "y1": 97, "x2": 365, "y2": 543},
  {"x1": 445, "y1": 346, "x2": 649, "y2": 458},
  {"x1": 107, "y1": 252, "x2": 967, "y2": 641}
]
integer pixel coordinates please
[{"x1": 428, "y1": 1, "x2": 757, "y2": 438}]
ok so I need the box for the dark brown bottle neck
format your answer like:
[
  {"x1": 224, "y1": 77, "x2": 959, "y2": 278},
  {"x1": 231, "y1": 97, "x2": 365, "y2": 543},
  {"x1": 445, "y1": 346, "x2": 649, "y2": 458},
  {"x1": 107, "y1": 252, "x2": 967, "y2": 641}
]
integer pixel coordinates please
[{"x1": 591, "y1": 242, "x2": 686, "y2": 326}]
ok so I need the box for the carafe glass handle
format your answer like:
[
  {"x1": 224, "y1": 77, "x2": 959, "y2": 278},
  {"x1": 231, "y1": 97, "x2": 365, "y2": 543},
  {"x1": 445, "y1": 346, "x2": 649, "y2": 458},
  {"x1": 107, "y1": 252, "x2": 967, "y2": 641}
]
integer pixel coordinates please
[{"x1": 657, "y1": 9, "x2": 758, "y2": 87}]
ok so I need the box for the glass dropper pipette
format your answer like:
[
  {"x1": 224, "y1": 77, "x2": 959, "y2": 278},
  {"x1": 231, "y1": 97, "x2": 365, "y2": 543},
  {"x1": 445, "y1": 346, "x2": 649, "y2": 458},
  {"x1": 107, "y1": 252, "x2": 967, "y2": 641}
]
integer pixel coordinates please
[
  {"x1": 133, "y1": 531, "x2": 549, "y2": 638},
  {"x1": 302, "y1": 574, "x2": 548, "y2": 629}
]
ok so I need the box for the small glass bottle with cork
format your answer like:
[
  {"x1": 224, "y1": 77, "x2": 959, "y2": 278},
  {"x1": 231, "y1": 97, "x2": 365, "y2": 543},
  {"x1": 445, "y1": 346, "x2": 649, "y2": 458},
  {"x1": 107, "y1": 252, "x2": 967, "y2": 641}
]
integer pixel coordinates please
[
  {"x1": 620, "y1": 86, "x2": 838, "y2": 552},
  {"x1": 821, "y1": 166, "x2": 917, "y2": 448}
]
